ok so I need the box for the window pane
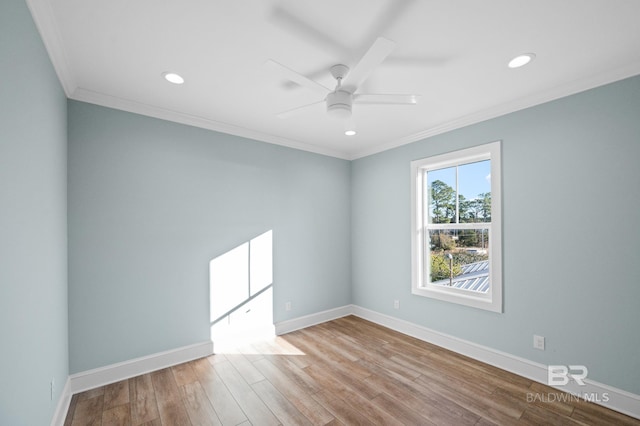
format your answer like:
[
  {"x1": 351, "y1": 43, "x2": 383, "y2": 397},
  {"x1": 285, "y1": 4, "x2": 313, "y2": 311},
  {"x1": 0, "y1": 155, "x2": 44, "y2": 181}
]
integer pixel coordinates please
[
  {"x1": 427, "y1": 229, "x2": 490, "y2": 293},
  {"x1": 458, "y1": 160, "x2": 491, "y2": 223},
  {"x1": 426, "y1": 167, "x2": 456, "y2": 224}
]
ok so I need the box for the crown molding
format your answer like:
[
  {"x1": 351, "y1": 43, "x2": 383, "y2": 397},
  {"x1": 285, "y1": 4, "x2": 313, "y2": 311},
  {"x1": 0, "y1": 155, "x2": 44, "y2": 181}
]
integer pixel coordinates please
[
  {"x1": 25, "y1": 0, "x2": 77, "y2": 97},
  {"x1": 348, "y1": 62, "x2": 640, "y2": 160},
  {"x1": 71, "y1": 87, "x2": 351, "y2": 160}
]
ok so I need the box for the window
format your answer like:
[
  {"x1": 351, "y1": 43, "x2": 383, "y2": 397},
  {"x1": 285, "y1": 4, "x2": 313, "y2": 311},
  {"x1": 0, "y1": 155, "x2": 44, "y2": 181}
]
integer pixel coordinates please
[{"x1": 411, "y1": 141, "x2": 502, "y2": 312}]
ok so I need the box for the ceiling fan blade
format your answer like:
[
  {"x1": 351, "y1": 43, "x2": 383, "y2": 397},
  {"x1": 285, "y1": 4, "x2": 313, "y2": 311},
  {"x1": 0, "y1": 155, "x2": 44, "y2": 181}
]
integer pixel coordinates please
[
  {"x1": 354, "y1": 94, "x2": 420, "y2": 105},
  {"x1": 341, "y1": 37, "x2": 396, "y2": 93},
  {"x1": 276, "y1": 100, "x2": 325, "y2": 119},
  {"x1": 269, "y1": 6, "x2": 349, "y2": 57},
  {"x1": 265, "y1": 60, "x2": 331, "y2": 95},
  {"x1": 361, "y1": 0, "x2": 417, "y2": 50}
]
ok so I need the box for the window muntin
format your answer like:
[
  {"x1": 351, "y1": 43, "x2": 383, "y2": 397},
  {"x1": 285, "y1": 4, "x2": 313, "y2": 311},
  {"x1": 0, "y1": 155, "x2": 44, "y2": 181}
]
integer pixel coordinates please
[{"x1": 411, "y1": 142, "x2": 502, "y2": 312}]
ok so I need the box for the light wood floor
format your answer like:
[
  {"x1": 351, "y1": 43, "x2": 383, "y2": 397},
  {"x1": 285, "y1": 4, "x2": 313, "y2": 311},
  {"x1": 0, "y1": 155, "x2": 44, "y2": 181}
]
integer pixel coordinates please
[{"x1": 64, "y1": 316, "x2": 639, "y2": 425}]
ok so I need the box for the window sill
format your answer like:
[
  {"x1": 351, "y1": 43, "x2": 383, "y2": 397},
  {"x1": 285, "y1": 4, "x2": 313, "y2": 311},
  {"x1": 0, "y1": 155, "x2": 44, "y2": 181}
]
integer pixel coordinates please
[{"x1": 412, "y1": 285, "x2": 502, "y2": 313}]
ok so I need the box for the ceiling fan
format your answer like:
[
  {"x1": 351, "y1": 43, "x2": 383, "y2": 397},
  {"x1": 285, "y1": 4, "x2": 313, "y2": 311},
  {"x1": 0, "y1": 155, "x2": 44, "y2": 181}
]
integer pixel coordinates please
[{"x1": 266, "y1": 37, "x2": 420, "y2": 121}]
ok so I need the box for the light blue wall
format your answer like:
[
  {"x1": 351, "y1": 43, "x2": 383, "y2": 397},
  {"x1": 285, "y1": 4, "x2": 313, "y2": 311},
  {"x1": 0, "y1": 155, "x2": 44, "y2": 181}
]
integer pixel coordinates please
[
  {"x1": 0, "y1": 1, "x2": 68, "y2": 425},
  {"x1": 351, "y1": 75, "x2": 640, "y2": 395},
  {"x1": 67, "y1": 101, "x2": 351, "y2": 373}
]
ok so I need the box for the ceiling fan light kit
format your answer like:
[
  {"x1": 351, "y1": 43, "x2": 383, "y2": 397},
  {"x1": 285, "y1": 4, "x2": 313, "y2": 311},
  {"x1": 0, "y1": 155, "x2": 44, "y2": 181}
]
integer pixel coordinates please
[{"x1": 326, "y1": 90, "x2": 353, "y2": 119}]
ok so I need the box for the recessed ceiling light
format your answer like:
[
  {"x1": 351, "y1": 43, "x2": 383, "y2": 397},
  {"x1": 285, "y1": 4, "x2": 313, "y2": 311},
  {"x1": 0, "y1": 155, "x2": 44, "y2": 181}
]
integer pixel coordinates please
[
  {"x1": 345, "y1": 130, "x2": 357, "y2": 136},
  {"x1": 508, "y1": 53, "x2": 536, "y2": 69},
  {"x1": 162, "y1": 72, "x2": 184, "y2": 84}
]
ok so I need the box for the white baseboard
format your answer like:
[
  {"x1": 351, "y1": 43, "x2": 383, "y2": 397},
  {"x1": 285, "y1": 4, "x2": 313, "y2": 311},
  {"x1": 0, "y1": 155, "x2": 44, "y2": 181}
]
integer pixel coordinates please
[
  {"x1": 50, "y1": 377, "x2": 71, "y2": 426},
  {"x1": 351, "y1": 305, "x2": 640, "y2": 420},
  {"x1": 274, "y1": 304, "x2": 353, "y2": 335},
  {"x1": 69, "y1": 341, "x2": 213, "y2": 395}
]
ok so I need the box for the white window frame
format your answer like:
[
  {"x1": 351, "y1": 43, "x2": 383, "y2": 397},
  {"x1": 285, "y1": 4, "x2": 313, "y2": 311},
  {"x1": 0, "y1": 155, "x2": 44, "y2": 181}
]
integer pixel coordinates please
[{"x1": 410, "y1": 141, "x2": 502, "y2": 312}]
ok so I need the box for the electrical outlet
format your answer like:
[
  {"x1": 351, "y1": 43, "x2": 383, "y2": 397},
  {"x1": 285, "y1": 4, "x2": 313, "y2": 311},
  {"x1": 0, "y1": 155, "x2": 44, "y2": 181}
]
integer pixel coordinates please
[
  {"x1": 533, "y1": 335, "x2": 545, "y2": 350},
  {"x1": 285, "y1": 302, "x2": 292, "y2": 311},
  {"x1": 393, "y1": 300, "x2": 400, "y2": 309}
]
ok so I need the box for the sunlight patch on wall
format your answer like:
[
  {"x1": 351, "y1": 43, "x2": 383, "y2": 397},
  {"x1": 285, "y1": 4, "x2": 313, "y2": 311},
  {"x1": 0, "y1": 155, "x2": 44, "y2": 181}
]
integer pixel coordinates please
[
  {"x1": 250, "y1": 229, "x2": 273, "y2": 296},
  {"x1": 210, "y1": 230, "x2": 275, "y2": 350}
]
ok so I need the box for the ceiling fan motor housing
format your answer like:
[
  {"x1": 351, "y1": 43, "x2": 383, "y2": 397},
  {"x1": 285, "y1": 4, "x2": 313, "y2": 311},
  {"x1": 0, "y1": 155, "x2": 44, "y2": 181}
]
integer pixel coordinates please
[{"x1": 326, "y1": 90, "x2": 352, "y2": 119}]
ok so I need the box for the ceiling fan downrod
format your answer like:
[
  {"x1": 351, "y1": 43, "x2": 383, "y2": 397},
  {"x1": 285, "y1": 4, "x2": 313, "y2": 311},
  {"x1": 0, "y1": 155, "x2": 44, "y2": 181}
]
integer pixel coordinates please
[{"x1": 327, "y1": 64, "x2": 352, "y2": 119}]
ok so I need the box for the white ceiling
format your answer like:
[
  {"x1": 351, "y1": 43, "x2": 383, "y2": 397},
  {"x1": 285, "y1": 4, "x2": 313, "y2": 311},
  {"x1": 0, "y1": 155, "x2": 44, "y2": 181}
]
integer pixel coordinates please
[{"x1": 27, "y1": 0, "x2": 640, "y2": 159}]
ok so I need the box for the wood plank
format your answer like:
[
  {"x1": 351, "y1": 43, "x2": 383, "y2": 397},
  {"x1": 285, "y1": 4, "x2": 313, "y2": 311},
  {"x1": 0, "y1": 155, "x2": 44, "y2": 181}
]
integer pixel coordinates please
[
  {"x1": 232, "y1": 345, "x2": 267, "y2": 365},
  {"x1": 180, "y1": 381, "x2": 221, "y2": 426},
  {"x1": 206, "y1": 352, "x2": 228, "y2": 365},
  {"x1": 71, "y1": 395, "x2": 103, "y2": 426},
  {"x1": 301, "y1": 324, "x2": 360, "y2": 362},
  {"x1": 406, "y1": 353, "x2": 498, "y2": 397},
  {"x1": 262, "y1": 353, "x2": 322, "y2": 395},
  {"x1": 323, "y1": 419, "x2": 346, "y2": 426},
  {"x1": 327, "y1": 387, "x2": 404, "y2": 426},
  {"x1": 296, "y1": 328, "x2": 364, "y2": 366},
  {"x1": 171, "y1": 362, "x2": 198, "y2": 386},
  {"x1": 362, "y1": 372, "x2": 479, "y2": 425},
  {"x1": 101, "y1": 404, "x2": 131, "y2": 426},
  {"x1": 497, "y1": 381, "x2": 575, "y2": 417},
  {"x1": 225, "y1": 352, "x2": 265, "y2": 384},
  {"x1": 103, "y1": 380, "x2": 129, "y2": 410},
  {"x1": 252, "y1": 379, "x2": 313, "y2": 425},
  {"x1": 519, "y1": 404, "x2": 589, "y2": 426},
  {"x1": 129, "y1": 374, "x2": 160, "y2": 425},
  {"x1": 150, "y1": 368, "x2": 181, "y2": 402},
  {"x1": 64, "y1": 394, "x2": 80, "y2": 426},
  {"x1": 356, "y1": 356, "x2": 420, "y2": 385},
  {"x1": 473, "y1": 418, "x2": 499, "y2": 426},
  {"x1": 413, "y1": 373, "x2": 523, "y2": 424},
  {"x1": 76, "y1": 386, "x2": 105, "y2": 402},
  {"x1": 333, "y1": 320, "x2": 435, "y2": 360},
  {"x1": 136, "y1": 420, "x2": 162, "y2": 426},
  {"x1": 251, "y1": 336, "x2": 310, "y2": 369},
  {"x1": 198, "y1": 374, "x2": 248, "y2": 426},
  {"x1": 252, "y1": 357, "x2": 335, "y2": 425},
  {"x1": 425, "y1": 347, "x2": 532, "y2": 393},
  {"x1": 302, "y1": 360, "x2": 382, "y2": 402},
  {"x1": 190, "y1": 357, "x2": 220, "y2": 383},
  {"x1": 329, "y1": 331, "x2": 423, "y2": 382},
  {"x1": 335, "y1": 316, "x2": 440, "y2": 355},
  {"x1": 213, "y1": 359, "x2": 280, "y2": 425},
  {"x1": 370, "y1": 392, "x2": 438, "y2": 426},
  {"x1": 284, "y1": 332, "x2": 380, "y2": 399},
  {"x1": 150, "y1": 368, "x2": 191, "y2": 425},
  {"x1": 312, "y1": 390, "x2": 374, "y2": 425}
]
